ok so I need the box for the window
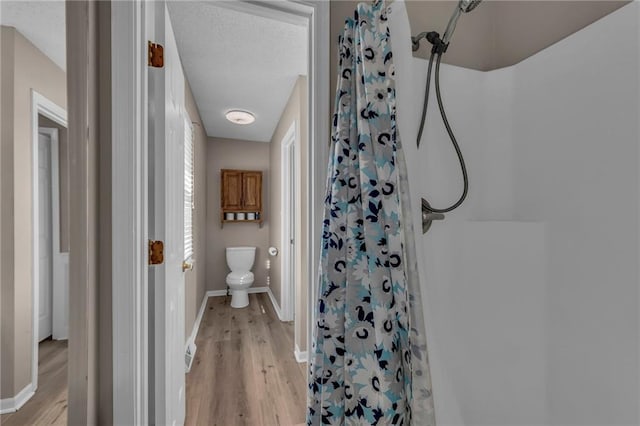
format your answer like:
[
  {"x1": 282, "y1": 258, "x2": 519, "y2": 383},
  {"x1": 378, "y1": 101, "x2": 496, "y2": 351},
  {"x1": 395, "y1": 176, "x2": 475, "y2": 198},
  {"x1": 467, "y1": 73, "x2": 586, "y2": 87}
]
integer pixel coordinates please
[{"x1": 184, "y1": 116, "x2": 194, "y2": 261}]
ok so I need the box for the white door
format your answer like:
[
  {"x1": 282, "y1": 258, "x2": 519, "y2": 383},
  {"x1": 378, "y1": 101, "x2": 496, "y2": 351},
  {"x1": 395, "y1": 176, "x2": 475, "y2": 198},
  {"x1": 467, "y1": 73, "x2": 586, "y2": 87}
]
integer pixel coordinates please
[
  {"x1": 38, "y1": 132, "x2": 53, "y2": 341},
  {"x1": 147, "y1": 2, "x2": 186, "y2": 425},
  {"x1": 41, "y1": 127, "x2": 70, "y2": 341}
]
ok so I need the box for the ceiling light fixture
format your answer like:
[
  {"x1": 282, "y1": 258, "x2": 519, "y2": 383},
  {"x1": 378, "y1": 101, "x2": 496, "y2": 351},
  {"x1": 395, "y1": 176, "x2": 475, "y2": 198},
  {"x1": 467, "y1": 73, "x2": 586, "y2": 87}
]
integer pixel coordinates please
[{"x1": 225, "y1": 110, "x2": 255, "y2": 125}]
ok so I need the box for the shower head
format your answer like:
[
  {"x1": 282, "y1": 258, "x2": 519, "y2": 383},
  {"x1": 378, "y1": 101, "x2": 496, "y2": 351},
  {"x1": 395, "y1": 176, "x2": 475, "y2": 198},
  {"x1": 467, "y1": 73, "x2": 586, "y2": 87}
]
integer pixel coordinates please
[
  {"x1": 459, "y1": 0, "x2": 483, "y2": 13},
  {"x1": 442, "y1": 0, "x2": 483, "y2": 44}
]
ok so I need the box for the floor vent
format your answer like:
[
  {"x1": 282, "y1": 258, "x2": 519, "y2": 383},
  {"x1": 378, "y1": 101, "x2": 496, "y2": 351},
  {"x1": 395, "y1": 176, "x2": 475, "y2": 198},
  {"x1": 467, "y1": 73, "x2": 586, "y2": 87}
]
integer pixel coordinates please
[{"x1": 185, "y1": 340, "x2": 197, "y2": 373}]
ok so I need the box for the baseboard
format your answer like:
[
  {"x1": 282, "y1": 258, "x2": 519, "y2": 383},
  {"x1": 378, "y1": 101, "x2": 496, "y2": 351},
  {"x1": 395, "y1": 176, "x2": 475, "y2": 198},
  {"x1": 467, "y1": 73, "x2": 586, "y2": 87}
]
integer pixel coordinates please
[
  {"x1": 0, "y1": 383, "x2": 35, "y2": 414},
  {"x1": 206, "y1": 286, "x2": 283, "y2": 322},
  {"x1": 267, "y1": 287, "x2": 285, "y2": 321},
  {"x1": 185, "y1": 293, "x2": 209, "y2": 372},
  {"x1": 189, "y1": 293, "x2": 208, "y2": 346},
  {"x1": 206, "y1": 286, "x2": 269, "y2": 298},
  {"x1": 294, "y1": 344, "x2": 308, "y2": 363}
]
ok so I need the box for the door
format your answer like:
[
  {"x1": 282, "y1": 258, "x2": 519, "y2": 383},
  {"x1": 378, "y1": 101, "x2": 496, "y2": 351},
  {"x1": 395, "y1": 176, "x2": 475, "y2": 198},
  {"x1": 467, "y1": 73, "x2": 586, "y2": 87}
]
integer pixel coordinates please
[
  {"x1": 242, "y1": 171, "x2": 262, "y2": 211},
  {"x1": 42, "y1": 127, "x2": 70, "y2": 341},
  {"x1": 38, "y1": 132, "x2": 53, "y2": 342},
  {"x1": 147, "y1": 2, "x2": 186, "y2": 425}
]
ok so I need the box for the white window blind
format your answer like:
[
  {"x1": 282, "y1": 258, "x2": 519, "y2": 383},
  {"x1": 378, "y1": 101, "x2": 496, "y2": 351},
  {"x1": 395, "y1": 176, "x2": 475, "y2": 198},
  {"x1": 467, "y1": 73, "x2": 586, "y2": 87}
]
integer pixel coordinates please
[{"x1": 184, "y1": 117, "x2": 194, "y2": 261}]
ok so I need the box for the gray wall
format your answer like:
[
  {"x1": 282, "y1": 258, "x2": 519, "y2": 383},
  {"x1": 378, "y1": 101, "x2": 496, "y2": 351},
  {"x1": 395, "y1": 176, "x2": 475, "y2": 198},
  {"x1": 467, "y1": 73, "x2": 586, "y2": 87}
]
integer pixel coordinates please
[
  {"x1": 205, "y1": 138, "x2": 270, "y2": 292},
  {"x1": 1, "y1": 25, "x2": 17, "y2": 401},
  {"x1": 0, "y1": 25, "x2": 67, "y2": 400}
]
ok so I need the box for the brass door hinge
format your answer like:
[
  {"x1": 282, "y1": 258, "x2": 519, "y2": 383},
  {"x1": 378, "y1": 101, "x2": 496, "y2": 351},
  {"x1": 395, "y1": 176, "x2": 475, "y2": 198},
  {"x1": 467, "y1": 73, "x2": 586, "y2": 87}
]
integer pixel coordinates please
[
  {"x1": 148, "y1": 41, "x2": 164, "y2": 68},
  {"x1": 149, "y1": 240, "x2": 164, "y2": 265}
]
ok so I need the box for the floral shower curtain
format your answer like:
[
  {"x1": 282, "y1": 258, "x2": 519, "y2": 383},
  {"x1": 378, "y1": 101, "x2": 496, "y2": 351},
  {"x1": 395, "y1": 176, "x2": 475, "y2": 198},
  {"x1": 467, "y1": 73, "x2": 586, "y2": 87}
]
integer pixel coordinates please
[{"x1": 307, "y1": 1, "x2": 435, "y2": 425}]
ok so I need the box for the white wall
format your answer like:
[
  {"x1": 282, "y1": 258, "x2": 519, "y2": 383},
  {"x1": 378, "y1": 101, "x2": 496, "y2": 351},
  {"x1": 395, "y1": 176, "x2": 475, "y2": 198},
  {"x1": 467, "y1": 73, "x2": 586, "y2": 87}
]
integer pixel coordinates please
[
  {"x1": 391, "y1": 1, "x2": 639, "y2": 424},
  {"x1": 512, "y1": 4, "x2": 639, "y2": 424},
  {"x1": 393, "y1": 6, "x2": 549, "y2": 423}
]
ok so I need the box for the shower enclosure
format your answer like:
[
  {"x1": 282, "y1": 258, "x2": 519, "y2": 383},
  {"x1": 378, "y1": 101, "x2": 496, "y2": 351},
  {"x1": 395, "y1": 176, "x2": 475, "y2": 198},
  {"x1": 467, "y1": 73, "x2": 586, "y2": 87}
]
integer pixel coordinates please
[{"x1": 389, "y1": 2, "x2": 639, "y2": 424}]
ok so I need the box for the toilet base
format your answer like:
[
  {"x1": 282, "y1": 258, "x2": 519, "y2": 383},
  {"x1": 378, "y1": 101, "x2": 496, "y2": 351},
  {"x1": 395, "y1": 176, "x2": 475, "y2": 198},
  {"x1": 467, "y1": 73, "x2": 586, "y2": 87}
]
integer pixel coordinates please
[{"x1": 230, "y1": 289, "x2": 249, "y2": 308}]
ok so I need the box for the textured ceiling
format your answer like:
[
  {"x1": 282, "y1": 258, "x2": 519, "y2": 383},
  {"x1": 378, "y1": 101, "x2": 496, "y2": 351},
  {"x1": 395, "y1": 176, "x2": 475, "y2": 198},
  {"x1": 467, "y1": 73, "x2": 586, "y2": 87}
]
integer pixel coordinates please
[
  {"x1": 331, "y1": 0, "x2": 630, "y2": 71},
  {"x1": 0, "y1": 0, "x2": 66, "y2": 70},
  {"x1": 168, "y1": 2, "x2": 307, "y2": 142}
]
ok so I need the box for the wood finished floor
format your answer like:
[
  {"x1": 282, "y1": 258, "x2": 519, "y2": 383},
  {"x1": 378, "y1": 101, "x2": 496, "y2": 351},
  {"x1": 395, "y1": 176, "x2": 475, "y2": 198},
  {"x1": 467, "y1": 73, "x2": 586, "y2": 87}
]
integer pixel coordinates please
[
  {"x1": 0, "y1": 294, "x2": 305, "y2": 426},
  {"x1": 185, "y1": 293, "x2": 307, "y2": 426},
  {"x1": 0, "y1": 339, "x2": 68, "y2": 426}
]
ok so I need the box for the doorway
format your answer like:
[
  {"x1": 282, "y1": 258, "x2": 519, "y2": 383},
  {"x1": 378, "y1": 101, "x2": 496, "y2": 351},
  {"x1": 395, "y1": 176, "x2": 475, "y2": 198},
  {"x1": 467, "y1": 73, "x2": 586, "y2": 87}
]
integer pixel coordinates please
[
  {"x1": 37, "y1": 128, "x2": 54, "y2": 342},
  {"x1": 37, "y1": 125, "x2": 69, "y2": 342},
  {"x1": 31, "y1": 92, "x2": 69, "y2": 377},
  {"x1": 281, "y1": 121, "x2": 298, "y2": 326},
  {"x1": 110, "y1": 1, "x2": 330, "y2": 423},
  {"x1": 32, "y1": 94, "x2": 69, "y2": 389}
]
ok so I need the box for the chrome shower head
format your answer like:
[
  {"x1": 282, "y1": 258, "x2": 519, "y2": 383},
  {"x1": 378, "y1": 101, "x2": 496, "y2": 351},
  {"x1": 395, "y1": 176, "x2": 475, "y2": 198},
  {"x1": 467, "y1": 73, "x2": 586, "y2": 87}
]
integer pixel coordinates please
[
  {"x1": 459, "y1": 0, "x2": 483, "y2": 13},
  {"x1": 442, "y1": 0, "x2": 483, "y2": 44}
]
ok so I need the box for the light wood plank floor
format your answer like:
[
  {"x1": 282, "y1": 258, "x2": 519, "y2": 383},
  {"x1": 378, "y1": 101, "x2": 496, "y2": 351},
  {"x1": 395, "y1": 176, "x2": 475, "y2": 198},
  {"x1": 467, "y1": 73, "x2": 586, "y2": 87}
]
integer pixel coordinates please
[
  {"x1": 0, "y1": 339, "x2": 68, "y2": 426},
  {"x1": 1, "y1": 294, "x2": 306, "y2": 426},
  {"x1": 185, "y1": 293, "x2": 307, "y2": 426}
]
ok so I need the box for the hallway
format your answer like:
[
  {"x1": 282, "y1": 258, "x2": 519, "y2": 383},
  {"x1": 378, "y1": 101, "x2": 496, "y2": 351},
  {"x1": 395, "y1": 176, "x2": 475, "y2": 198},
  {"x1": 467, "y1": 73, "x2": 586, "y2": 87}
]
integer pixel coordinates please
[{"x1": 185, "y1": 293, "x2": 307, "y2": 426}]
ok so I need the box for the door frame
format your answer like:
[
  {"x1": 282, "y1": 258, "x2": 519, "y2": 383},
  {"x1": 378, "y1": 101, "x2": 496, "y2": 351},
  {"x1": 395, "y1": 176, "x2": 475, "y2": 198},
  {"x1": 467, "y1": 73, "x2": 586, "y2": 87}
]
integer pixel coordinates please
[
  {"x1": 111, "y1": 1, "x2": 149, "y2": 424},
  {"x1": 281, "y1": 121, "x2": 298, "y2": 323},
  {"x1": 30, "y1": 90, "x2": 67, "y2": 394},
  {"x1": 111, "y1": 1, "x2": 329, "y2": 423}
]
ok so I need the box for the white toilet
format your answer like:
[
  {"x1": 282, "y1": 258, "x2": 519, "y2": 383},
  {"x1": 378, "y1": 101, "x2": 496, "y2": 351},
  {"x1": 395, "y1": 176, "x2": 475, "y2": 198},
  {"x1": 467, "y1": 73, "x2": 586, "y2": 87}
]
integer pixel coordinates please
[{"x1": 225, "y1": 246, "x2": 256, "y2": 308}]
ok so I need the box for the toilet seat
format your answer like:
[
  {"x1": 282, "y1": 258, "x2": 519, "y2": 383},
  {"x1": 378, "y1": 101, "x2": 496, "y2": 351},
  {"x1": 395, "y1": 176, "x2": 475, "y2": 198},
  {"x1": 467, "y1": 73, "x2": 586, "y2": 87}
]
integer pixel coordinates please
[{"x1": 226, "y1": 271, "x2": 254, "y2": 285}]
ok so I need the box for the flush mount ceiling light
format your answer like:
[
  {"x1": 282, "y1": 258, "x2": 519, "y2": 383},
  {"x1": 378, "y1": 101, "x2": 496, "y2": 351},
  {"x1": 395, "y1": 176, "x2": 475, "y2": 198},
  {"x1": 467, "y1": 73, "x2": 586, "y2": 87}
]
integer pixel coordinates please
[{"x1": 225, "y1": 110, "x2": 255, "y2": 125}]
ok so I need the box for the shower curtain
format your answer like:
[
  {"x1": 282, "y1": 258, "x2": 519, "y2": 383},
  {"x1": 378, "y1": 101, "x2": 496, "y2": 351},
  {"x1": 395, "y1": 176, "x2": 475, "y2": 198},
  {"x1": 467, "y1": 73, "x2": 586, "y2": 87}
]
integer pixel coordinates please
[{"x1": 307, "y1": 1, "x2": 435, "y2": 425}]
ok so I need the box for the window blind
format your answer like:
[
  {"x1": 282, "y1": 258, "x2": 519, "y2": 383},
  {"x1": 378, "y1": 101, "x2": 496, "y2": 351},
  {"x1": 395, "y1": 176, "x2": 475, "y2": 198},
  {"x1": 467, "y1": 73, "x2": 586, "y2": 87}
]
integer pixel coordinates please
[{"x1": 184, "y1": 117, "x2": 194, "y2": 261}]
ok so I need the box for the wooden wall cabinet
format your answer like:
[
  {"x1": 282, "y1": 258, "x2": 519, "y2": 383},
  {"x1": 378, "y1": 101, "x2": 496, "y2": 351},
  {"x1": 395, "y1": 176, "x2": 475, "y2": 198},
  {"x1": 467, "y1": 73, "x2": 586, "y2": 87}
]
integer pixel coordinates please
[{"x1": 220, "y1": 169, "x2": 263, "y2": 227}]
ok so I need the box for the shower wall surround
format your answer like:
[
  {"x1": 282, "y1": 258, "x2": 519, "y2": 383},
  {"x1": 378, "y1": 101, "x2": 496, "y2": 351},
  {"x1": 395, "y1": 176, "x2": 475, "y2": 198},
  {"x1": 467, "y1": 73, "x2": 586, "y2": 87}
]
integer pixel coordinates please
[{"x1": 389, "y1": 2, "x2": 639, "y2": 424}]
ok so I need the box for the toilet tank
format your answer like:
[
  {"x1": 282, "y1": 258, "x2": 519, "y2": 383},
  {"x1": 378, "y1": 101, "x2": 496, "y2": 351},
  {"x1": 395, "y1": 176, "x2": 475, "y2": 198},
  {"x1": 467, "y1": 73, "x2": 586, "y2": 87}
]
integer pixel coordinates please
[{"x1": 226, "y1": 246, "x2": 256, "y2": 271}]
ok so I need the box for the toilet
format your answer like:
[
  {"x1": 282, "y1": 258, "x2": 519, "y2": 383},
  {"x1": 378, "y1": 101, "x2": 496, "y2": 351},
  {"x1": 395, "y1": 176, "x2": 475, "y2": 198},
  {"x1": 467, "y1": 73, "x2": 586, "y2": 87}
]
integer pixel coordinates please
[{"x1": 225, "y1": 246, "x2": 256, "y2": 308}]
